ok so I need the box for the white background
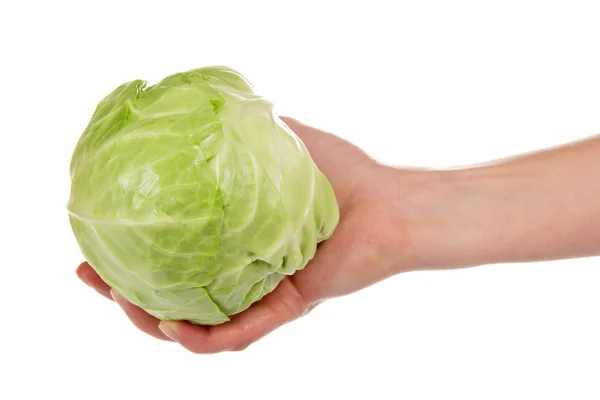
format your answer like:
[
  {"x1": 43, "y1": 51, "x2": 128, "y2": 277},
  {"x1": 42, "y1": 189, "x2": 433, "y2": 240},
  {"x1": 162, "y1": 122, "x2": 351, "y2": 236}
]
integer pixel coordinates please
[{"x1": 2, "y1": 1, "x2": 600, "y2": 399}]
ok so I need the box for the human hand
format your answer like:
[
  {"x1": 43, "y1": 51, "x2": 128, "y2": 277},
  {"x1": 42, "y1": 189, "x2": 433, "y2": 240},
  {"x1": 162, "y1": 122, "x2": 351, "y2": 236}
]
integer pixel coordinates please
[{"x1": 75, "y1": 117, "x2": 445, "y2": 352}]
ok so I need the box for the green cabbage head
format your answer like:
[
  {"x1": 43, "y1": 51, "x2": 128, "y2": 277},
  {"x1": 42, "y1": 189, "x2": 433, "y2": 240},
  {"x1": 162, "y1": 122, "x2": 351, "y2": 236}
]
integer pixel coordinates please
[{"x1": 68, "y1": 66, "x2": 339, "y2": 325}]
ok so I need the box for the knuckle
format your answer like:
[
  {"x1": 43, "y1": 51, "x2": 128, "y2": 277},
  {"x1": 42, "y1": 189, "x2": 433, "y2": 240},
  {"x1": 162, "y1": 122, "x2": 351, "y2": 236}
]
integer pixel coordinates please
[
  {"x1": 187, "y1": 345, "x2": 207, "y2": 354},
  {"x1": 281, "y1": 291, "x2": 309, "y2": 319},
  {"x1": 230, "y1": 342, "x2": 252, "y2": 352}
]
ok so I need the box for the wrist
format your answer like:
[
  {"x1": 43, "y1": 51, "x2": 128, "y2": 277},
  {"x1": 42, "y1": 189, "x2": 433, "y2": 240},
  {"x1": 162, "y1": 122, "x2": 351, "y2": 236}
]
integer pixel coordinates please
[{"x1": 379, "y1": 164, "x2": 513, "y2": 272}]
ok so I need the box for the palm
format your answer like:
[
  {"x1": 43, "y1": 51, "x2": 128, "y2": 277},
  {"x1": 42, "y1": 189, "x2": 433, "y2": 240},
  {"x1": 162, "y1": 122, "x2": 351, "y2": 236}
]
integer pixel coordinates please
[{"x1": 76, "y1": 117, "x2": 391, "y2": 353}]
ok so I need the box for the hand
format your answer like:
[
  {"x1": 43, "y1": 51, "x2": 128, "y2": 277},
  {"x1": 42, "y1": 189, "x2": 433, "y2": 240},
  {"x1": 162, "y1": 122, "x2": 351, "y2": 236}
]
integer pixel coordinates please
[{"x1": 76, "y1": 117, "x2": 428, "y2": 353}]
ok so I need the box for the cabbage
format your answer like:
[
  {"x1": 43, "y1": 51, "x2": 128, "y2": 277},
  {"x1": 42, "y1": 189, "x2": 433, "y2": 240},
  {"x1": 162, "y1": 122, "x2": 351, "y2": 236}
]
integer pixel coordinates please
[{"x1": 68, "y1": 66, "x2": 339, "y2": 325}]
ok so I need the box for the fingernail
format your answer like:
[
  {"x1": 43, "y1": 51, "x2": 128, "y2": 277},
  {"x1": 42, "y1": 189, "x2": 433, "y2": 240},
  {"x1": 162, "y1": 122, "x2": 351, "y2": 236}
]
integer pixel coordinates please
[
  {"x1": 158, "y1": 321, "x2": 180, "y2": 341},
  {"x1": 110, "y1": 289, "x2": 124, "y2": 304}
]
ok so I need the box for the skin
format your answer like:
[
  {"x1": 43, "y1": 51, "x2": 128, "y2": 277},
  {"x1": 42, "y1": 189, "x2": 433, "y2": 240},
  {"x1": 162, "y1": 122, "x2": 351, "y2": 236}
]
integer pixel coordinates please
[{"x1": 76, "y1": 117, "x2": 600, "y2": 353}]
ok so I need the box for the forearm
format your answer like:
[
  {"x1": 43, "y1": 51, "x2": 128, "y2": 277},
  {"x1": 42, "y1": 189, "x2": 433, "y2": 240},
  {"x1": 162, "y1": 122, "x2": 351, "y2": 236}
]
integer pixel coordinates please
[{"x1": 391, "y1": 135, "x2": 600, "y2": 270}]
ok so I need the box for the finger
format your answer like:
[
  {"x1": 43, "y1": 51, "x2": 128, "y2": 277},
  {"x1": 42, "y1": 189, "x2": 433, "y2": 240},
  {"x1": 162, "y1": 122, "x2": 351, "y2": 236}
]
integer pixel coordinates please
[
  {"x1": 279, "y1": 116, "x2": 328, "y2": 155},
  {"x1": 280, "y1": 116, "x2": 350, "y2": 158},
  {"x1": 76, "y1": 262, "x2": 113, "y2": 301},
  {"x1": 110, "y1": 289, "x2": 174, "y2": 342},
  {"x1": 158, "y1": 278, "x2": 308, "y2": 353},
  {"x1": 279, "y1": 116, "x2": 372, "y2": 214}
]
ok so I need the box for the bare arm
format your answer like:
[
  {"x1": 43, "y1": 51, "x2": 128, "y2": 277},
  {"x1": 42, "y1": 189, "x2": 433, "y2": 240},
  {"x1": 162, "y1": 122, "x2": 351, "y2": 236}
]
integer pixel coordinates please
[{"x1": 389, "y1": 135, "x2": 600, "y2": 271}]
